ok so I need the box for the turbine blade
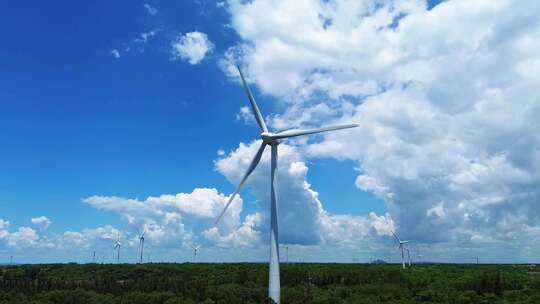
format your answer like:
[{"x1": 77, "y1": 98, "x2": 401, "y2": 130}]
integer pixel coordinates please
[
  {"x1": 271, "y1": 123, "x2": 358, "y2": 139},
  {"x1": 236, "y1": 65, "x2": 268, "y2": 133},
  {"x1": 215, "y1": 142, "x2": 267, "y2": 224},
  {"x1": 392, "y1": 232, "x2": 401, "y2": 243}
]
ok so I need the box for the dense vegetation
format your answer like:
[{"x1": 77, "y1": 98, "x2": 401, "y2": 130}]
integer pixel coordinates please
[{"x1": 0, "y1": 263, "x2": 539, "y2": 303}]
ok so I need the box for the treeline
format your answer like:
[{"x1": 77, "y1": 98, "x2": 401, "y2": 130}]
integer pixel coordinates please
[{"x1": 0, "y1": 263, "x2": 539, "y2": 303}]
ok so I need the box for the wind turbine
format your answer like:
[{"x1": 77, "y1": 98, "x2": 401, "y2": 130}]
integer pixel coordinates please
[
  {"x1": 114, "y1": 234, "x2": 121, "y2": 264},
  {"x1": 405, "y1": 247, "x2": 411, "y2": 267},
  {"x1": 392, "y1": 232, "x2": 410, "y2": 269},
  {"x1": 191, "y1": 245, "x2": 200, "y2": 262},
  {"x1": 91, "y1": 251, "x2": 96, "y2": 263},
  {"x1": 138, "y1": 230, "x2": 146, "y2": 264},
  {"x1": 215, "y1": 65, "x2": 358, "y2": 304}
]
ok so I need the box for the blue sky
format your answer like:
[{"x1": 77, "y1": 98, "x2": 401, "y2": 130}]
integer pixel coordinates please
[
  {"x1": 0, "y1": 0, "x2": 384, "y2": 233},
  {"x1": 2, "y1": 0, "x2": 540, "y2": 264}
]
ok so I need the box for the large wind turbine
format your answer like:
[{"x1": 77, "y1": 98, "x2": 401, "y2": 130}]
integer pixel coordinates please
[
  {"x1": 215, "y1": 65, "x2": 358, "y2": 304},
  {"x1": 114, "y1": 234, "x2": 121, "y2": 264},
  {"x1": 138, "y1": 230, "x2": 146, "y2": 264},
  {"x1": 392, "y1": 232, "x2": 410, "y2": 269}
]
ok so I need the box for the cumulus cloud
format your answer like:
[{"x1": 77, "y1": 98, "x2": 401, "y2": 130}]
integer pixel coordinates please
[
  {"x1": 214, "y1": 140, "x2": 395, "y2": 248},
  {"x1": 72, "y1": 141, "x2": 395, "y2": 254},
  {"x1": 31, "y1": 216, "x2": 51, "y2": 230},
  {"x1": 83, "y1": 188, "x2": 243, "y2": 247},
  {"x1": 171, "y1": 31, "x2": 214, "y2": 64},
  {"x1": 222, "y1": 0, "x2": 540, "y2": 259}
]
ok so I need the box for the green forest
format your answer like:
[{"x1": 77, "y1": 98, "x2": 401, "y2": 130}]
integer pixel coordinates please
[{"x1": 0, "y1": 263, "x2": 539, "y2": 303}]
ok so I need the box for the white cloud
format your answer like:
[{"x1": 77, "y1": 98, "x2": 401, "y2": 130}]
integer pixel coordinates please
[
  {"x1": 143, "y1": 3, "x2": 158, "y2": 15},
  {"x1": 170, "y1": 31, "x2": 214, "y2": 64},
  {"x1": 83, "y1": 188, "x2": 243, "y2": 246},
  {"x1": 222, "y1": 0, "x2": 540, "y2": 258},
  {"x1": 235, "y1": 106, "x2": 256, "y2": 125},
  {"x1": 110, "y1": 49, "x2": 120, "y2": 58},
  {"x1": 0, "y1": 219, "x2": 9, "y2": 239},
  {"x1": 31, "y1": 216, "x2": 51, "y2": 230},
  {"x1": 214, "y1": 140, "x2": 394, "y2": 247}
]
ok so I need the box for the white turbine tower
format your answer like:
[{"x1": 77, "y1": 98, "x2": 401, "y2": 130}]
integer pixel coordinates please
[
  {"x1": 215, "y1": 65, "x2": 358, "y2": 304},
  {"x1": 392, "y1": 232, "x2": 410, "y2": 269},
  {"x1": 405, "y1": 247, "x2": 411, "y2": 267},
  {"x1": 114, "y1": 234, "x2": 121, "y2": 264},
  {"x1": 138, "y1": 230, "x2": 146, "y2": 264}
]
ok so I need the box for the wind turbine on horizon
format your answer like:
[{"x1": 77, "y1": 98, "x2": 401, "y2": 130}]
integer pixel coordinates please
[
  {"x1": 215, "y1": 65, "x2": 358, "y2": 304},
  {"x1": 114, "y1": 234, "x2": 121, "y2": 264},
  {"x1": 138, "y1": 230, "x2": 146, "y2": 264},
  {"x1": 393, "y1": 232, "x2": 411, "y2": 269},
  {"x1": 191, "y1": 245, "x2": 200, "y2": 263}
]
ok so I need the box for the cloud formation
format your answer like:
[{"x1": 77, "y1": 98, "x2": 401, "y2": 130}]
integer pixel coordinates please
[
  {"x1": 110, "y1": 49, "x2": 120, "y2": 58},
  {"x1": 171, "y1": 32, "x2": 215, "y2": 64},
  {"x1": 214, "y1": 140, "x2": 394, "y2": 248},
  {"x1": 31, "y1": 216, "x2": 52, "y2": 230},
  {"x1": 222, "y1": 0, "x2": 540, "y2": 258},
  {"x1": 143, "y1": 3, "x2": 158, "y2": 15},
  {"x1": 84, "y1": 188, "x2": 243, "y2": 248}
]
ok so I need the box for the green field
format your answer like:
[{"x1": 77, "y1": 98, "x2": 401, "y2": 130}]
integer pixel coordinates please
[{"x1": 0, "y1": 263, "x2": 539, "y2": 303}]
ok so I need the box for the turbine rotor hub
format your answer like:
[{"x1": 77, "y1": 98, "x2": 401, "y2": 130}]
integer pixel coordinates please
[{"x1": 261, "y1": 132, "x2": 279, "y2": 145}]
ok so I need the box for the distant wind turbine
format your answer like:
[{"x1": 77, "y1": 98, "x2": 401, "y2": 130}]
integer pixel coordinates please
[
  {"x1": 191, "y1": 245, "x2": 200, "y2": 262},
  {"x1": 138, "y1": 230, "x2": 146, "y2": 264},
  {"x1": 114, "y1": 234, "x2": 121, "y2": 264},
  {"x1": 393, "y1": 232, "x2": 411, "y2": 269},
  {"x1": 215, "y1": 65, "x2": 358, "y2": 304},
  {"x1": 92, "y1": 251, "x2": 96, "y2": 263},
  {"x1": 405, "y1": 248, "x2": 411, "y2": 267}
]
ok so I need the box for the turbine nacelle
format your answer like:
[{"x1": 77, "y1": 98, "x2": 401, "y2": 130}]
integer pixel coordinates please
[{"x1": 261, "y1": 132, "x2": 280, "y2": 145}]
